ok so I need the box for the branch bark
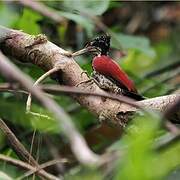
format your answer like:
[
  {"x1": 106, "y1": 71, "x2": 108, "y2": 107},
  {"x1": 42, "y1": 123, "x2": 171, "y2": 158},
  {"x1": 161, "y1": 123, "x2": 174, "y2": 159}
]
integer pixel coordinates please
[{"x1": 0, "y1": 25, "x2": 179, "y2": 127}]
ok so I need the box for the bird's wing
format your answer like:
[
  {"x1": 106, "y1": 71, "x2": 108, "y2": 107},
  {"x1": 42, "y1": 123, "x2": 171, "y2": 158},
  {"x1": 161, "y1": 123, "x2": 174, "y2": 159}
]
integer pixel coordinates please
[
  {"x1": 107, "y1": 59, "x2": 137, "y2": 92},
  {"x1": 93, "y1": 55, "x2": 137, "y2": 92}
]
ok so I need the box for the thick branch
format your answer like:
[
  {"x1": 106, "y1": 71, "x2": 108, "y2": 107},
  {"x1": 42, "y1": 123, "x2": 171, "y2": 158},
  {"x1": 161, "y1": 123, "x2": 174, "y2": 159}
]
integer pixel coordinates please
[{"x1": 0, "y1": 26, "x2": 179, "y2": 126}]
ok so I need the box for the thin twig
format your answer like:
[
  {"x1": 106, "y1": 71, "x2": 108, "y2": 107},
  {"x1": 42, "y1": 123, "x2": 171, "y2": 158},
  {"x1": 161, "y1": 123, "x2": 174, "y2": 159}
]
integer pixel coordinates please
[
  {"x1": 0, "y1": 83, "x2": 27, "y2": 94},
  {"x1": 0, "y1": 154, "x2": 65, "y2": 180},
  {"x1": 144, "y1": 60, "x2": 180, "y2": 78},
  {"x1": 18, "y1": 158, "x2": 68, "y2": 180},
  {"x1": 0, "y1": 83, "x2": 179, "y2": 121},
  {"x1": 44, "y1": 137, "x2": 66, "y2": 174},
  {"x1": 17, "y1": 0, "x2": 66, "y2": 24},
  {"x1": 26, "y1": 67, "x2": 60, "y2": 112},
  {"x1": 0, "y1": 119, "x2": 59, "y2": 180},
  {"x1": 29, "y1": 130, "x2": 36, "y2": 165},
  {"x1": 0, "y1": 83, "x2": 141, "y2": 110},
  {"x1": 155, "y1": 133, "x2": 180, "y2": 151},
  {"x1": 163, "y1": 96, "x2": 180, "y2": 121},
  {"x1": 165, "y1": 121, "x2": 180, "y2": 135},
  {"x1": 142, "y1": 68, "x2": 180, "y2": 94},
  {"x1": 42, "y1": 85, "x2": 142, "y2": 109},
  {"x1": 0, "y1": 154, "x2": 35, "y2": 171},
  {"x1": 165, "y1": 84, "x2": 180, "y2": 94},
  {"x1": 0, "y1": 119, "x2": 38, "y2": 165},
  {"x1": 156, "y1": 97, "x2": 180, "y2": 150}
]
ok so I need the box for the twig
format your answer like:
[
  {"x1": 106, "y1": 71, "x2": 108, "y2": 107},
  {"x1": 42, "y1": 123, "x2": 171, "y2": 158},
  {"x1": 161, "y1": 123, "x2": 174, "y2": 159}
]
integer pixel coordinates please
[
  {"x1": 155, "y1": 97, "x2": 180, "y2": 150},
  {"x1": 26, "y1": 67, "x2": 61, "y2": 112},
  {"x1": 0, "y1": 154, "x2": 35, "y2": 172},
  {"x1": 44, "y1": 137, "x2": 66, "y2": 174},
  {"x1": 0, "y1": 83, "x2": 141, "y2": 110},
  {"x1": 0, "y1": 154, "x2": 65, "y2": 180},
  {"x1": 42, "y1": 85, "x2": 142, "y2": 109},
  {"x1": 165, "y1": 84, "x2": 180, "y2": 94},
  {"x1": 144, "y1": 60, "x2": 180, "y2": 78},
  {"x1": 17, "y1": 0, "x2": 66, "y2": 24},
  {"x1": 165, "y1": 121, "x2": 180, "y2": 135},
  {"x1": 0, "y1": 119, "x2": 38, "y2": 165},
  {"x1": 0, "y1": 118, "x2": 59, "y2": 180},
  {"x1": 142, "y1": 68, "x2": 180, "y2": 94},
  {"x1": 153, "y1": 94, "x2": 180, "y2": 151},
  {"x1": 163, "y1": 96, "x2": 180, "y2": 121},
  {"x1": 0, "y1": 82, "x2": 179, "y2": 123},
  {"x1": 155, "y1": 133, "x2": 180, "y2": 151},
  {"x1": 17, "y1": 158, "x2": 68, "y2": 180},
  {"x1": 40, "y1": 85, "x2": 180, "y2": 123},
  {"x1": 0, "y1": 83, "x2": 27, "y2": 94},
  {"x1": 0, "y1": 51, "x2": 100, "y2": 166}
]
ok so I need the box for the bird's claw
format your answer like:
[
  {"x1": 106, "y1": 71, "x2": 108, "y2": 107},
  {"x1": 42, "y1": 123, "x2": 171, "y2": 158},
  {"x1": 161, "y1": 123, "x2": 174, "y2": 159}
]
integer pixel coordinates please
[{"x1": 80, "y1": 71, "x2": 90, "y2": 78}]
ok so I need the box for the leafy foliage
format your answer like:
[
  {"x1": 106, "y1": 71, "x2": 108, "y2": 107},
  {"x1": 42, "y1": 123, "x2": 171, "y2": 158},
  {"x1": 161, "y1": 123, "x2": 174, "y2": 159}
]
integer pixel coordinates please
[
  {"x1": 111, "y1": 33, "x2": 156, "y2": 57},
  {"x1": 15, "y1": 8, "x2": 42, "y2": 35},
  {"x1": 0, "y1": 2, "x2": 19, "y2": 27},
  {"x1": 58, "y1": 11, "x2": 94, "y2": 36},
  {"x1": 114, "y1": 115, "x2": 180, "y2": 180},
  {"x1": 63, "y1": 0, "x2": 110, "y2": 16}
]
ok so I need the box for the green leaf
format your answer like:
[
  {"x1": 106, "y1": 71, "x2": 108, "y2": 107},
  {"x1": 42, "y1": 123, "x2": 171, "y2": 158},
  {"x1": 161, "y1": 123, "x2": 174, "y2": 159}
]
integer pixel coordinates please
[
  {"x1": 0, "y1": 99, "x2": 60, "y2": 134},
  {"x1": 15, "y1": 8, "x2": 42, "y2": 35},
  {"x1": 115, "y1": 115, "x2": 159, "y2": 180},
  {"x1": 0, "y1": 171, "x2": 13, "y2": 180},
  {"x1": 63, "y1": 0, "x2": 110, "y2": 15},
  {"x1": 0, "y1": 3, "x2": 19, "y2": 27},
  {"x1": 58, "y1": 11, "x2": 94, "y2": 36},
  {"x1": 111, "y1": 33, "x2": 156, "y2": 57}
]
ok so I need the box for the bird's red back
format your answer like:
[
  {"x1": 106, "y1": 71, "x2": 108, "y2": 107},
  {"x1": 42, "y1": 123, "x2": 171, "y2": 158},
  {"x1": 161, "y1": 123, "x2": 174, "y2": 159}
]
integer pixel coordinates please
[{"x1": 92, "y1": 55, "x2": 137, "y2": 93}]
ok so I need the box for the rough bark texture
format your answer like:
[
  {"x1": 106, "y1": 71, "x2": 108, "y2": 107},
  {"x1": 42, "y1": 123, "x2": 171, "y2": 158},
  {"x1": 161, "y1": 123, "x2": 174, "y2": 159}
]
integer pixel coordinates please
[{"x1": 0, "y1": 26, "x2": 179, "y2": 126}]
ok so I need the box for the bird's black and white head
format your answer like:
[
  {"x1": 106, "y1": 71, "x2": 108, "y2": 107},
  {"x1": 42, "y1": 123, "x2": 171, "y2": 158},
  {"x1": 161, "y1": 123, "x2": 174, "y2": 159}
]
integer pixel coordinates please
[
  {"x1": 72, "y1": 34, "x2": 111, "y2": 57},
  {"x1": 85, "y1": 34, "x2": 110, "y2": 55}
]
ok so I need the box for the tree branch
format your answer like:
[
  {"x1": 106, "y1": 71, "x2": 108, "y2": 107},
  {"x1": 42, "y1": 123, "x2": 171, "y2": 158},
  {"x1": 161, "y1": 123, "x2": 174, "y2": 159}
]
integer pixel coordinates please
[{"x1": 0, "y1": 25, "x2": 179, "y2": 127}]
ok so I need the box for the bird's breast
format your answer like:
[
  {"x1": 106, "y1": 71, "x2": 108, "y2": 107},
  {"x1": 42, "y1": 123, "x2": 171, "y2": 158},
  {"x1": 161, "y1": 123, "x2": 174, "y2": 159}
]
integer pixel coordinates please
[{"x1": 92, "y1": 55, "x2": 112, "y2": 76}]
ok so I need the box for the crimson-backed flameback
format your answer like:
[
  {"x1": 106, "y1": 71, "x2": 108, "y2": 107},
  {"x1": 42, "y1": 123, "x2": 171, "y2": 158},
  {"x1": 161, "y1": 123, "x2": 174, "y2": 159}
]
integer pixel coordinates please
[{"x1": 73, "y1": 34, "x2": 144, "y2": 100}]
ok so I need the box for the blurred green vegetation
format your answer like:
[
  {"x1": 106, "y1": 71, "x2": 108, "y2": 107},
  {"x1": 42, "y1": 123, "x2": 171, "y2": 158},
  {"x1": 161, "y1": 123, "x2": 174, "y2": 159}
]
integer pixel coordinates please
[{"x1": 0, "y1": 1, "x2": 179, "y2": 179}]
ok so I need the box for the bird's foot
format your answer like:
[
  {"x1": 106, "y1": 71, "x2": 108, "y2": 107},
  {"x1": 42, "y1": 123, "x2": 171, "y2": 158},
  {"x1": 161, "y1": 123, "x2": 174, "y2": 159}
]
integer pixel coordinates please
[
  {"x1": 80, "y1": 70, "x2": 91, "y2": 78},
  {"x1": 75, "y1": 70, "x2": 93, "y2": 87}
]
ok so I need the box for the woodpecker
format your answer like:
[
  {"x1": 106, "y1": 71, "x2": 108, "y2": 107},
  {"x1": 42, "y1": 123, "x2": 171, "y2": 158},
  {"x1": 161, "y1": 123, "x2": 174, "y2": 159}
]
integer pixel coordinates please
[{"x1": 73, "y1": 34, "x2": 144, "y2": 100}]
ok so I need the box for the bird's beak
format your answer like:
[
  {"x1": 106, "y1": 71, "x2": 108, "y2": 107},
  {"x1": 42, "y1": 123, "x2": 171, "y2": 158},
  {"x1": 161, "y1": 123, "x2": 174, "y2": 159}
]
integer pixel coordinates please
[
  {"x1": 72, "y1": 46, "x2": 99, "y2": 57},
  {"x1": 72, "y1": 48, "x2": 89, "y2": 57}
]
